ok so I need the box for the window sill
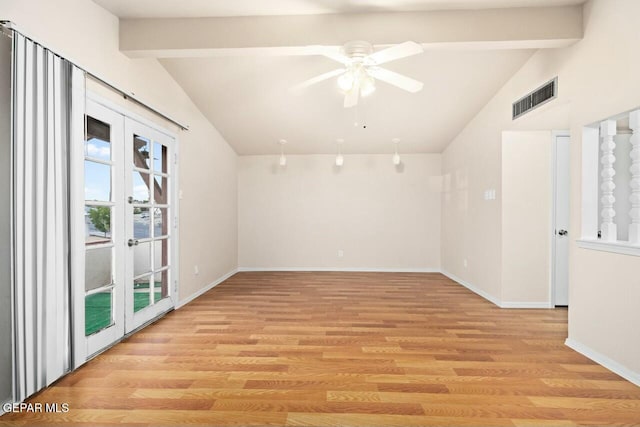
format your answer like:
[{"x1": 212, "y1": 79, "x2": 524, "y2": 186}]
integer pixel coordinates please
[{"x1": 577, "y1": 239, "x2": 640, "y2": 257}]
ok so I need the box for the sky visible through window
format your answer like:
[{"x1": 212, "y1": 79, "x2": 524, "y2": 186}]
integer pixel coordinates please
[{"x1": 84, "y1": 137, "x2": 111, "y2": 202}]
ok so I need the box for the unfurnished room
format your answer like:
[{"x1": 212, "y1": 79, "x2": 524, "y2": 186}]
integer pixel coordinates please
[{"x1": 0, "y1": 0, "x2": 639, "y2": 426}]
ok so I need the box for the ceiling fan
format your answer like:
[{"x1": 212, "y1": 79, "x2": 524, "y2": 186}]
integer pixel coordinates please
[{"x1": 293, "y1": 40, "x2": 425, "y2": 108}]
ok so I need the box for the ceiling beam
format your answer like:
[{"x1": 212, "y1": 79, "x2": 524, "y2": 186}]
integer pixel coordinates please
[{"x1": 120, "y1": 6, "x2": 583, "y2": 58}]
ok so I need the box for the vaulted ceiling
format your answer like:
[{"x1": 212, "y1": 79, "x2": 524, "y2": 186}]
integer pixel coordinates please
[{"x1": 93, "y1": 0, "x2": 585, "y2": 154}]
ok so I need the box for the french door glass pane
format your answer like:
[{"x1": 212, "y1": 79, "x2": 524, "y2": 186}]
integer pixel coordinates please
[
  {"x1": 132, "y1": 171, "x2": 150, "y2": 203},
  {"x1": 134, "y1": 207, "x2": 151, "y2": 239},
  {"x1": 85, "y1": 291, "x2": 113, "y2": 336},
  {"x1": 153, "y1": 174, "x2": 167, "y2": 204},
  {"x1": 153, "y1": 142, "x2": 167, "y2": 174},
  {"x1": 85, "y1": 205, "x2": 112, "y2": 245},
  {"x1": 154, "y1": 238, "x2": 169, "y2": 269},
  {"x1": 134, "y1": 241, "x2": 152, "y2": 277},
  {"x1": 153, "y1": 208, "x2": 168, "y2": 238},
  {"x1": 85, "y1": 116, "x2": 111, "y2": 161},
  {"x1": 85, "y1": 247, "x2": 112, "y2": 291},
  {"x1": 85, "y1": 161, "x2": 111, "y2": 202},
  {"x1": 153, "y1": 270, "x2": 169, "y2": 300},
  {"x1": 133, "y1": 135, "x2": 151, "y2": 169},
  {"x1": 134, "y1": 275, "x2": 152, "y2": 312}
]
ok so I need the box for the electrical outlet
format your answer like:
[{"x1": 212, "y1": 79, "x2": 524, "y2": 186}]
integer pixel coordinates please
[
  {"x1": 463, "y1": 258, "x2": 468, "y2": 268},
  {"x1": 338, "y1": 250, "x2": 344, "y2": 258},
  {"x1": 194, "y1": 265, "x2": 199, "y2": 275}
]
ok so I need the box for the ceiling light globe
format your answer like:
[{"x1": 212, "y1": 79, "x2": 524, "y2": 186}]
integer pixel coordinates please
[
  {"x1": 279, "y1": 155, "x2": 287, "y2": 167},
  {"x1": 337, "y1": 71, "x2": 354, "y2": 92},
  {"x1": 392, "y1": 153, "x2": 401, "y2": 166},
  {"x1": 336, "y1": 154, "x2": 344, "y2": 167},
  {"x1": 360, "y1": 75, "x2": 376, "y2": 97}
]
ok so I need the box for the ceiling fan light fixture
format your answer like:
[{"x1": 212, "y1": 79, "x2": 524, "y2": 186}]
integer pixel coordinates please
[{"x1": 293, "y1": 40, "x2": 424, "y2": 108}]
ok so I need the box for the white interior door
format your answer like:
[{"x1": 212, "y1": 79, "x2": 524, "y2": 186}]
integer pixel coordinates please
[
  {"x1": 553, "y1": 135, "x2": 570, "y2": 306},
  {"x1": 124, "y1": 118, "x2": 176, "y2": 333}
]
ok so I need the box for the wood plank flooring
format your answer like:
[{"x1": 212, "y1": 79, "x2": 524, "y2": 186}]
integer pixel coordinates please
[{"x1": 2, "y1": 272, "x2": 640, "y2": 426}]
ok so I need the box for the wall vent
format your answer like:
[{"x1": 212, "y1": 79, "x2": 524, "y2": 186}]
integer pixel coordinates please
[{"x1": 512, "y1": 77, "x2": 557, "y2": 120}]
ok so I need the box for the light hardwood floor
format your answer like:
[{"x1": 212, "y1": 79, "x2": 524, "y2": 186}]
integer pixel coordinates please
[{"x1": 2, "y1": 272, "x2": 640, "y2": 426}]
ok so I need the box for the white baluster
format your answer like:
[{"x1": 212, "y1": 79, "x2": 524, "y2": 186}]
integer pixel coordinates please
[
  {"x1": 600, "y1": 120, "x2": 617, "y2": 242},
  {"x1": 629, "y1": 111, "x2": 640, "y2": 244}
]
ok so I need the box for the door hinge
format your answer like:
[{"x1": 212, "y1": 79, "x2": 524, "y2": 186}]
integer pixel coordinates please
[{"x1": 174, "y1": 153, "x2": 178, "y2": 164}]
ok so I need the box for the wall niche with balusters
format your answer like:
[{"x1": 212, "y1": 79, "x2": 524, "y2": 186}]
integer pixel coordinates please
[{"x1": 579, "y1": 108, "x2": 640, "y2": 255}]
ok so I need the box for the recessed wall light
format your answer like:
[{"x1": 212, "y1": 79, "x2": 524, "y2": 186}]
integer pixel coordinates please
[
  {"x1": 392, "y1": 138, "x2": 401, "y2": 165},
  {"x1": 278, "y1": 139, "x2": 287, "y2": 167},
  {"x1": 335, "y1": 138, "x2": 344, "y2": 167}
]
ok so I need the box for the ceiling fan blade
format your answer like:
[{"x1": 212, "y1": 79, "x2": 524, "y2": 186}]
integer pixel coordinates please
[
  {"x1": 367, "y1": 41, "x2": 424, "y2": 65},
  {"x1": 291, "y1": 68, "x2": 346, "y2": 93},
  {"x1": 323, "y1": 51, "x2": 352, "y2": 65},
  {"x1": 303, "y1": 45, "x2": 351, "y2": 65},
  {"x1": 368, "y1": 67, "x2": 424, "y2": 93},
  {"x1": 344, "y1": 78, "x2": 360, "y2": 108}
]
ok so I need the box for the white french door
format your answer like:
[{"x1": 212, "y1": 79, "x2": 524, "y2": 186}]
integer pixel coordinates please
[
  {"x1": 75, "y1": 96, "x2": 177, "y2": 362},
  {"x1": 81, "y1": 100, "x2": 126, "y2": 358},
  {"x1": 124, "y1": 119, "x2": 175, "y2": 333}
]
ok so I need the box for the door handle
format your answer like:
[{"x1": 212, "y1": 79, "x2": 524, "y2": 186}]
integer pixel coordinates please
[
  {"x1": 127, "y1": 239, "x2": 139, "y2": 247},
  {"x1": 558, "y1": 229, "x2": 568, "y2": 236}
]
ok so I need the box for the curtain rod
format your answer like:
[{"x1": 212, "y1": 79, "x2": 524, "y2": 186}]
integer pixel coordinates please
[{"x1": 0, "y1": 20, "x2": 189, "y2": 131}]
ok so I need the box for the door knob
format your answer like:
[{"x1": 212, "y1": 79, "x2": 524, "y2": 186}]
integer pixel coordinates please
[
  {"x1": 127, "y1": 239, "x2": 139, "y2": 247},
  {"x1": 558, "y1": 229, "x2": 568, "y2": 236}
]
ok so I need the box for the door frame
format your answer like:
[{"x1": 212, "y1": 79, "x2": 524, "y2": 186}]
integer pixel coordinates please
[
  {"x1": 71, "y1": 91, "x2": 180, "y2": 368},
  {"x1": 549, "y1": 130, "x2": 570, "y2": 307}
]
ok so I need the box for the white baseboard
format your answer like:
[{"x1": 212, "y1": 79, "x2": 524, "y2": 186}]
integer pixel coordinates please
[
  {"x1": 237, "y1": 267, "x2": 440, "y2": 273},
  {"x1": 565, "y1": 338, "x2": 640, "y2": 387},
  {"x1": 501, "y1": 301, "x2": 552, "y2": 309},
  {"x1": 183, "y1": 268, "x2": 551, "y2": 311},
  {"x1": 440, "y1": 270, "x2": 502, "y2": 307},
  {"x1": 176, "y1": 268, "x2": 238, "y2": 309},
  {"x1": 441, "y1": 270, "x2": 552, "y2": 309}
]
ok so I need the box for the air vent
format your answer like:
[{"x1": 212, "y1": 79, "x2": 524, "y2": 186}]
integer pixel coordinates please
[{"x1": 512, "y1": 77, "x2": 557, "y2": 120}]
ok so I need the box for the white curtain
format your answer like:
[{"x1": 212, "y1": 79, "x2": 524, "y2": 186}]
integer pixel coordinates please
[{"x1": 12, "y1": 32, "x2": 85, "y2": 401}]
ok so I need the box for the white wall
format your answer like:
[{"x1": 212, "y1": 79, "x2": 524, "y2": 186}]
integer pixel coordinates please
[
  {"x1": 239, "y1": 154, "x2": 441, "y2": 270},
  {"x1": 1, "y1": 0, "x2": 238, "y2": 303},
  {"x1": 501, "y1": 131, "x2": 552, "y2": 305},
  {"x1": 442, "y1": 0, "x2": 640, "y2": 379}
]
